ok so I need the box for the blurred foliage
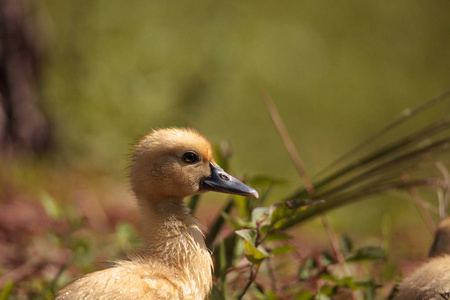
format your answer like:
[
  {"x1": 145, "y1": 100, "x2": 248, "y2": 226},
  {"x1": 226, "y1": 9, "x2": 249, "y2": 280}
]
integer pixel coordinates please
[{"x1": 31, "y1": 0, "x2": 450, "y2": 179}]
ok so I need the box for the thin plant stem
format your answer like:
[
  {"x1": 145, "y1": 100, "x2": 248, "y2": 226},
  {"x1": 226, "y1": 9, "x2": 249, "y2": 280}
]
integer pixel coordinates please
[
  {"x1": 402, "y1": 173, "x2": 435, "y2": 235},
  {"x1": 436, "y1": 161, "x2": 450, "y2": 218},
  {"x1": 294, "y1": 119, "x2": 450, "y2": 199},
  {"x1": 279, "y1": 178, "x2": 445, "y2": 230},
  {"x1": 263, "y1": 93, "x2": 355, "y2": 296},
  {"x1": 266, "y1": 257, "x2": 277, "y2": 292},
  {"x1": 320, "y1": 214, "x2": 344, "y2": 264},
  {"x1": 315, "y1": 89, "x2": 450, "y2": 178},
  {"x1": 237, "y1": 264, "x2": 260, "y2": 300},
  {"x1": 319, "y1": 214, "x2": 357, "y2": 300},
  {"x1": 263, "y1": 92, "x2": 315, "y2": 196}
]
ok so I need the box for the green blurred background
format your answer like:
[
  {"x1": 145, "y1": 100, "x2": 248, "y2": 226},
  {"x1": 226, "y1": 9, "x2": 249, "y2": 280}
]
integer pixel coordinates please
[
  {"x1": 3, "y1": 0, "x2": 450, "y2": 285},
  {"x1": 35, "y1": 1, "x2": 450, "y2": 176}
]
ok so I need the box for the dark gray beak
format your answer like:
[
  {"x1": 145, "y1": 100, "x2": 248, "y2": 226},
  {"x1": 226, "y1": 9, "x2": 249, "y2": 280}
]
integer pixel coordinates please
[{"x1": 201, "y1": 163, "x2": 259, "y2": 198}]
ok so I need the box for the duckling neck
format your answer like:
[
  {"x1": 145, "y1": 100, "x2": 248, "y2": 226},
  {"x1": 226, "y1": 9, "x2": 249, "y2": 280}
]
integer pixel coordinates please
[
  {"x1": 139, "y1": 197, "x2": 195, "y2": 246},
  {"x1": 137, "y1": 196, "x2": 213, "y2": 296},
  {"x1": 138, "y1": 196, "x2": 212, "y2": 268}
]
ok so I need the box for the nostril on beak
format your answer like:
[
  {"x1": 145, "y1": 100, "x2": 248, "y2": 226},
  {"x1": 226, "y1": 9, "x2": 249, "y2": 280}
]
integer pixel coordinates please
[{"x1": 219, "y1": 173, "x2": 230, "y2": 181}]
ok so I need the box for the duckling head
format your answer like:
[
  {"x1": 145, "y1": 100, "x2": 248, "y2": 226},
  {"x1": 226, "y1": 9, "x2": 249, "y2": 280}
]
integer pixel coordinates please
[{"x1": 130, "y1": 128, "x2": 258, "y2": 202}]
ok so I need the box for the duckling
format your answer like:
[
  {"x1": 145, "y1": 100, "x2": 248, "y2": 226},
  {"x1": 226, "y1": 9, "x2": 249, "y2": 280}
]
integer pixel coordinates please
[
  {"x1": 394, "y1": 217, "x2": 450, "y2": 300},
  {"x1": 56, "y1": 128, "x2": 258, "y2": 300}
]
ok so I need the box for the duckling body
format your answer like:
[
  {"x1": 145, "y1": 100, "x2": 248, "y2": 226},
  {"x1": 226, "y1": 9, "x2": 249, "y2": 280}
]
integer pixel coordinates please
[
  {"x1": 395, "y1": 217, "x2": 450, "y2": 300},
  {"x1": 56, "y1": 128, "x2": 258, "y2": 299}
]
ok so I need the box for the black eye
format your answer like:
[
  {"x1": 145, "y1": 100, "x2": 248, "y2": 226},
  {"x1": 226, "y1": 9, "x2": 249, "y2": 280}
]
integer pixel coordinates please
[{"x1": 183, "y1": 151, "x2": 199, "y2": 164}]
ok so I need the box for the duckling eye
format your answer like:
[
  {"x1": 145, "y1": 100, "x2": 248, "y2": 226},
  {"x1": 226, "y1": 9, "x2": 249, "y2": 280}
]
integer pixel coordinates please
[{"x1": 183, "y1": 151, "x2": 199, "y2": 164}]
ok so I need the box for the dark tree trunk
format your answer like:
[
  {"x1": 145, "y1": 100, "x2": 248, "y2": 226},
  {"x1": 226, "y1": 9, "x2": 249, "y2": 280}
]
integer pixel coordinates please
[{"x1": 0, "y1": 0, "x2": 51, "y2": 155}]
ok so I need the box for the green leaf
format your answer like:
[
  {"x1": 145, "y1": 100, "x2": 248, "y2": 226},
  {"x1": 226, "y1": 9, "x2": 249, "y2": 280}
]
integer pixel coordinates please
[
  {"x1": 295, "y1": 290, "x2": 315, "y2": 300},
  {"x1": 270, "y1": 199, "x2": 323, "y2": 229},
  {"x1": 298, "y1": 258, "x2": 318, "y2": 280},
  {"x1": 251, "y1": 207, "x2": 270, "y2": 227},
  {"x1": 265, "y1": 290, "x2": 281, "y2": 300},
  {"x1": 271, "y1": 245, "x2": 296, "y2": 255},
  {"x1": 316, "y1": 294, "x2": 332, "y2": 300},
  {"x1": 319, "y1": 251, "x2": 336, "y2": 266},
  {"x1": 115, "y1": 222, "x2": 139, "y2": 250},
  {"x1": 236, "y1": 229, "x2": 269, "y2": 263},
  {"x1": 354, "y1": 280, "x2": 382, "y2": 289},
  {"x1": 339, "y1": 276, "x2": 357, "y2": 289},
  {"x1": 242, "y1": 240, "x2": 269, "y2": 264},
  {"x1": 269, "y1": 202, "x2": 295, "y2": 229},
  {"x1": 340, "y1": 234, "x2": 353, "y2": 257},
  {"x1": 40, "y1": 191, "x2": 62, "y2": 220},
  {"x1": 236, "y1": 229, "x2": 257, "y2": 246},
  {"x1": 318, "y1": 283, "x2": 338, "y2": 296},
  {"x1": 321, "y1": 274, "x2": 368, "y2": 290},
  {"x1": 0, "y1": 280, "x2": 14, "y2": 300},
  {"x1": 346, "y1": 246, "x2": 385, "y2": 262},
  {"x1": 320, "y1": 273, "x2": 339, "y2": 283}
]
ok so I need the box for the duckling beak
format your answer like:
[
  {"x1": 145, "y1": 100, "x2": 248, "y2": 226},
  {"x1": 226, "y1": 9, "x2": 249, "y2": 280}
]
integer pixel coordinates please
[{"x1": 201, "y1": 163, "x2": 259, "y2": 198}]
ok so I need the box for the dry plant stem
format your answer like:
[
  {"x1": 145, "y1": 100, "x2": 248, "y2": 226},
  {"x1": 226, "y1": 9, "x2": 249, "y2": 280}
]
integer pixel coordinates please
[
  {"x1": 263, "y1": 93, "x2": 345, "y2": 259},
  {"x1": 237, "y1": 264, "x2": 260, "y2": 300},
  {"x1": 263, "y1": 92, "x2": 315, "y2": 195},
  {"x1": 320, "y1": 214, "x2": 344, "y2": 265},
  {"x1": 315, "y1": 89, "x2": 450, "y2": 178},
  {"x1": 50, "y1": 253, "x2": 76, "y2": 293},
  {"x1": 279, "y1": 178, "x2": 445, "y2": 230},
  {"x1": 319, "y1": 214, "x2": 357, "y2": 300},
  {"x1": 435, "y1": 161, "x2": 450, "y2": 217},
  {"x1": 303, "y1": 119, "x2": 450, "y2": 199},
  {"x1": 266, "y1": 257, "x2": 277, "y2": 291},
  {"x1": 226, "y1": 263, "x2": 252, "y2": 275},
  {"x1": 310, "y1": 137, "x2": 450, "y2": 202},
  {"x1": 438, "y1": 189, "x2": 446, "y2": 219},
  {"x1": 264, "y1": 93, "x2": 356, "y2": 298},
  {"x1": 402, "y1": 173, "x2": 435, "y2": 234},
  {"x1": 400, "y1": 192, "x2": 439, "y2": 215}
]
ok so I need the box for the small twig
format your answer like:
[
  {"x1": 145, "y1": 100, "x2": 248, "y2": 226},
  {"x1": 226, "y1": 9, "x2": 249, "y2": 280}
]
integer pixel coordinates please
[
  {"x1": 319, "y1": 214, "x2": 357, "y2": 300},
  {"x1": 402, "y1": 173, "x2": 435, "y2": 235},
  {"x1": 435, "y1": 161, "x2": 450, "y2": 218},
  {"x1": 237, "y1": 264, "x2": 260, "y2": 300},
  {"x1": 226, "y1": 263, "x2": 252, "y2": 275},
  {"x1": 266, "y1": 257, "x2": 277, "y2": 291},
  {"x1": 263, "y1": 92, "x2": 315, "y2": 196},
  {"x1": 49, "y1": 253, "x2": 76, "y2": 294},
  {"x1": 320, "y1": 214, "x2": 344, "y2": 264}
]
